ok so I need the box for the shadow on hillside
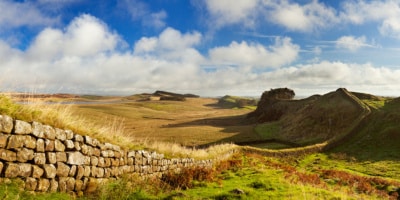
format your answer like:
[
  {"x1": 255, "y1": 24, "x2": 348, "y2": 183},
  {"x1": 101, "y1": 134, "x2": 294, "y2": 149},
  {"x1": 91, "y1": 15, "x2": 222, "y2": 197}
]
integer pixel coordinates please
[{"x1": 161, "y1": 114, "x2": 264, "y2": 148}]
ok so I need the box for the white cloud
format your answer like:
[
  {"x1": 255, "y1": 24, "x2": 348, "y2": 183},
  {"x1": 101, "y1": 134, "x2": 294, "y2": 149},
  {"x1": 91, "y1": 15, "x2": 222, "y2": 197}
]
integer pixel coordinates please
[
  {"x1": 341, "y1": 0, "x2": 400, "y2": 39},
  {"x1": 265, "y1": 0, "x2": 339, "y2": 32},
  {"x1": 1, "y1": 14, "x2": 400, "y2": 97},
  {"x1": 203, "y1": 0, "x2": 259, "y2": 27},
  {"x1": 336, "y1": 35, "x2": 368, "y2": 52},
  {"x1": 209, "y1": 37, "x2": 299, "y2": 68},
  {"x1": 119, "y1": 0, "x2": 167, "y2": 29},
  {"x1": 0, "y1": 0, "x2": 58, "y2": 29}
]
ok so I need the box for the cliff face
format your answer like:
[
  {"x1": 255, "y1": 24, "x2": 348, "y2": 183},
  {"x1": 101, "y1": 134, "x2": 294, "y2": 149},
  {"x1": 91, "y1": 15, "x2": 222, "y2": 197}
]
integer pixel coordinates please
[{"x1": 247, "y1": 88, "x2": 296, "y2": 122}]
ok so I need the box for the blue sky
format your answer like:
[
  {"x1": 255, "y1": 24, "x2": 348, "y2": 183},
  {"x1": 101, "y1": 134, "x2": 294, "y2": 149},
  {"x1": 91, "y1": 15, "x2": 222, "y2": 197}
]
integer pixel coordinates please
[{"x1": 1, "y1": 0, "x2": 400, "y2": 97}]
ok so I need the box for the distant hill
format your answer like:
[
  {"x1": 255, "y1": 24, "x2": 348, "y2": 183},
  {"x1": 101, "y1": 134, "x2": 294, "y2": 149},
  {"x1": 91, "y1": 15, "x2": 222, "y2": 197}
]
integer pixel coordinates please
[
  {"x1": 217, "y1": 95, "x2": 257, "y2": 108},
  {"x1": 125, "y1": 91, "x2": 200, "y2": 101}
]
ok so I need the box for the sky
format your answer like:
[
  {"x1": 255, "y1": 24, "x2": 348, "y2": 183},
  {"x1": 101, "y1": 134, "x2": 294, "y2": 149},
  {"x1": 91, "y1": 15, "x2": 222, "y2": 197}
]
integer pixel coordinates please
[{"x1": 1, "y1": 0, "x2": 400, "y2": 97}]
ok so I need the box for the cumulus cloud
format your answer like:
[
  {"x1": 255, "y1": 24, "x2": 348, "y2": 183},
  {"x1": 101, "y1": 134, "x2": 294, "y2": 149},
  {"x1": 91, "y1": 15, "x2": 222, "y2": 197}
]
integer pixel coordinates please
[
  {"x1": 203, "y1": 0, "x2": 259, "y2": 27},
  {"x1": 341, "y1": 0, "x2": 400, "y2": 39},
  {"x1": 265, "y1": 0, "x2": 338, "y2": 32},
  {"x1": 119, "y1": 0, "x2": 167, "y2": 29},
  {"x1": 0, "y1": 0, "x2": 58, "y2": 29},
  {"x1": 335, "y1": 35, "x2": 369, "y2": 52},
  {"x1": 1, "y1": 14, "x2": 400, "y2": 97},
  {"x1": 209, "y1": 37, "x2": 299, "y2": 68}
]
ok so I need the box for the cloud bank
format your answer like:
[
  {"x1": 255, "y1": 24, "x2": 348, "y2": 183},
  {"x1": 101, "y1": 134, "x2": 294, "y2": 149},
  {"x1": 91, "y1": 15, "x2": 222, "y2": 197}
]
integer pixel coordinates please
[{"x1": 0, "y1": 14, "x2": 399, "y2": 97}]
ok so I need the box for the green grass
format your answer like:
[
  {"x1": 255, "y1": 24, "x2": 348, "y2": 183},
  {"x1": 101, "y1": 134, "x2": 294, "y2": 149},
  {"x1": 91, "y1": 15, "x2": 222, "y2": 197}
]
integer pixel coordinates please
[{"x1": 254, "y1": 121, "x2": 281, "y2": 139}]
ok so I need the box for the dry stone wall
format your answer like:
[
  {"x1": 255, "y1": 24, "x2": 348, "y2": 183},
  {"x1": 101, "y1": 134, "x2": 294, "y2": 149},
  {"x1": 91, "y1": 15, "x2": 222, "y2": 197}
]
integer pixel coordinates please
[{"x1": 0, "y1": 115, "x2": 213, "y2": 193}]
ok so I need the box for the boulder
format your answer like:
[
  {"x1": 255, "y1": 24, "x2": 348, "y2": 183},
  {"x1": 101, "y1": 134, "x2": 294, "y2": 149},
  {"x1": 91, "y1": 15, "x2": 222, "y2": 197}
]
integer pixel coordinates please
[{"x1": 0, "y1": 115, "x2": 13, "y2": 133}]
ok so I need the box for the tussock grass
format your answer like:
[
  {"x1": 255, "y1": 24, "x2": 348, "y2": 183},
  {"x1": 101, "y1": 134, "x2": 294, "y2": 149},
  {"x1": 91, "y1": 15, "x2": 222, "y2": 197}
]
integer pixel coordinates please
[{"x1": 0, "y1": 94, "x2": 237, "y2": 160}]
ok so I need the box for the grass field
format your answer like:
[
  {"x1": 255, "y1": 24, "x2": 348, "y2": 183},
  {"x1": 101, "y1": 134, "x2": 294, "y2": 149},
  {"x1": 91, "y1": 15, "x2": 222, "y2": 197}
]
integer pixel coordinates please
[{"x1": 1, "y1": 92, "x2": 400, "y2": 199}]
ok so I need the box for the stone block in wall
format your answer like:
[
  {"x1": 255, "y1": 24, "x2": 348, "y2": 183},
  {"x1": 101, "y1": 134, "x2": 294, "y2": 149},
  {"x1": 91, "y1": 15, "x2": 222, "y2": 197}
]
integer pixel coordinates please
[
  {"x1": 54, "y1": 140, "x2": 65, "y2": 152},
  {"x1": 46, "y1": 152, "x2": 57, "y2": 164},
  {"x1": 25, "y1": 177, "x2": 37, "y2": 191},
  {"x1": 32, "y1": 165, "x2": 44, "y2": 178},
  {"x1": 56, "y1": 152, "x2": 67, "y2": 162},
  {"x1": 81, "y1": 144, "x2": 93, "y2": 156},
  {"x1": 24, "y1": 136, "x2": 37, "y2": 149},
  {"x1": 0, "y1": 149, "x2": 17, "y2": 162},
  {"x1": 65, "y1": 130, "x2": 74, "y2": 140},
  {"x1": 91, "y1": 156, "x2": 98, "y2": 166},
  {"x1": 17, "y1": 148, "x2": 35, "y2": 162},
  {"x1": 127, "y1": 151, "x2": 136, "y2": 158},
  {"x1": 0, "y1": 133, "x2": 9, "y2": 148},
  {"x1": 37, "y1": 178, "x2": 50, "y2": 192},
  {"x1": 91, "y1": 166, "x2": 104, "y2": 178},
  {"x1": 49, "y1": 179, "x2": 58, "y2": 192},
  {"x1": 74, "y1": 141, "x2": 81, "y2": 151},
  {"x1": 56, "y1": 162, "x2": 70, "y2": 177},
  {"x1": 127, "y1": 157, "x2": 134, "y2": 165},
  {"x1": 44, "y1": 139, "x2": 55, "y2": 152},
  {"x1": 55, "y1": 128, "x2": 66, "y2": 141},
  {"x1": 0, "y1": 115, "x2": 13, "y2": 134},
  {"x1": 58, "y1": 177, "x2": 67, "y2": 192},
  {"x1": 75, "y1": 179, "x2": 83, "y2": 192},
  {"x1": 67, "y1": 152, "x2": 86, "y2": 165},
  {"x1": 111, "y1": 158, "x2": 119, "y2": 167},
  {"x1": 85, "y1": 136, "x2": 99, "y2": 147},
  {"x1": 69, "y1": 165, "x2": 77, "y2": 177},
  {"x1": 43, "y1": 125, "x2": 56, "y2": 140},
  {"x1": 14, "y1": 120, "x2": 32, "y2": 134},
  {"x1": 101, "y1": 150, "x2": 114, "y2": 157},
  {"x1": 97, "y1": 157, "x2": 105, "y2": 167},
  {"x1": 64, "y1": 140, "x2": 74, "y2": 150},
  {"x1": 104, "y1": 168, "x2": 111, "y2": 178},
  {"x1": 76, "y1": 165, "x2": 84, "y2": 180},
  {"x1": 0, "y1": 161, "x2": 3, "y2": 174},
  {"x1": 34, "y1": 153, "x2": 46, "y2": 165},
  {"x1": 7, "y1": 135, "x2": 25, "y2": 149},
  {"x1": 36, "y1": 139, "x2": 45, "y2": 152},
  {"x1": 84, "y1": 166, "x2": 91, "y2": 177},
  {"x1": 5, "y1": 163, "x2": 32, "y2": 178},
  {"x1": 74, "y1": 134, "x2": 84, "y2": 142},
  {"x1": 105, "y1": 158, "x2": 111, "y2": 167},
  {"x1": 32, "y1": 122, "x2": 44, "y2": 138},
  {"x1": 43, "y1": 164, "x2": 57, "y2": 179}
]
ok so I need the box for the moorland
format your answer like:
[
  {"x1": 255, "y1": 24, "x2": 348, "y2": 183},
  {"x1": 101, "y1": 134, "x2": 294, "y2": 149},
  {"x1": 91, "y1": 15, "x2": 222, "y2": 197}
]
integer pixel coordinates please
[{"x1": 1, "y1": 88, "x2": 400, "y2": 199}]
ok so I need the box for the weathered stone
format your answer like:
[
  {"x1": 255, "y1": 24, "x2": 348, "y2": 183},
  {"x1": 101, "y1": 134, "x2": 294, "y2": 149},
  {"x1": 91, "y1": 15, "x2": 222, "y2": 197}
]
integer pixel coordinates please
[
  {"x1": 81, "y1": 144, "x2": 92, "y2": 155},
  {"x1": 98, "y1": 157, "x2": 105, "y2": 167},
  {"x1": 43, "y1": 125, "x2": 56, "y2": 140},
  {"x1": 58, "y1": 177, "x2": 67, "y2": 192},
  {"x1": 111, "y1": 158, "x2": 120, "y2": 166},
  {"x1": 55, "y1": 128, "x2": 66, "y2": 141},
  {"x1": 84, "y1": 166, "x2": 91, "y2": 177},
  {"x1": 84, "y1": 156, "x2": 91, "y2": 165},
  {"x1": 66, "y1": 177, "x2": 75, "y2": 191},
  {"x1": 65, "y1": 130, "x2": 74, "y2": 140},
  {"x1": 91, "y1": 166, "x2": 104, "y2": 178},
  {"x1": 0, "y1": 115, "x2": 13, "y2": 133},
  {"x1": 93, "y1": 148, "x2": 101, "y2": 157},
  {"x1": 101, "y1": 150, "x2": 114, "y2": 157},
  {"x1": 84, "y1": 135, "x2": 93, "y2": 146},
  {"x1": 0, "y1": 161, "x2": 3, "y2": 173},
  {"x1": 7, "y1": 135, "x2": 25, "y2": 149},
  {"x1": 36, "y1": 138, "x2": 45, "y2": 152},
  {"x1": 91, "y1": 156, "x2": 98, "y2": 166},
  {"x1": 0, "y1": 149, "x2": 17, "y2": 161},
  {"x1": 43, "y1": 164, "x2": 57, "y2": 178},
  {"x1": 69, "y1": 165, "x2": 77, "y2": 177},
  {"x1": 127, "y1": 157, "x2": 134, "y2": 165},
  {"x1": 14, "y1": 120, "x2": 32, "y2": 134},
  {"x1": 34, "y1": 153, "x2": 46, "y2": 164},
  {"x1": 56, "y1": 152, "x2": 67, "y2": 162},
  {"x1": 67, "y1": 152, "x2": 86, "y2": 165},
  {"x1": 76, "y1": 165, "x2": 85, "y2": 179},
  {"x1": 74, "y1": 134, "x2": 84, "y2": 142},
  {"x1": 32, "y1": 121, "x2": 44, "y2": 138},
  {"x1": 105, "y1": 158, "x2": 111, "y2": 167},
  {"x1": 37, "y1": 178, "x2": 50, "y2": 192},
  {"x1": 49, "y1": 179, "x2": 58, "y2": 192},
  {"x1": 56, "y1": 162, "x2": 70, "y2": 177},
  {"x1": 45, "y1": 139, "x2": 55, "y2": 151},
  {"x1": 54, "y1": 139, "x2": 65, "y2": 152},
  {"x1": 127, "y1": 151, "x2": 136, "y2": 158},
  {"x1": 25, "y1": 177, "x2": 37, "y2": 191},
  {"x1": 74, "y1": 141, "x2": 81, "y2": 151},
  {"x1": 24, "y1": 135, "x2": 36, "y2": 149},
  {"x1": 32, "y1": 165, "x2": 44, "y2": 178},
  {"x1": 64, "y1": 140, "x2": 74, "y2": 150},
  {"x1": 0, "y1": 133, "x2": 9, "y2": 148},
  {"x1": 4, "y1": 163, "x2": 31, "y2": 177},
  {"x1": 114, "y1": 151, "x2": 121, "y2": 158},
  {"x1": 17, "y1": 148, "x2": 35, "y2": 162},
  {"x1": 75, "y1": 179, "x2": 83, "y2": 191},
  {"x1": 46, "y1": 152, "x2": 57, "y2": 164}
]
